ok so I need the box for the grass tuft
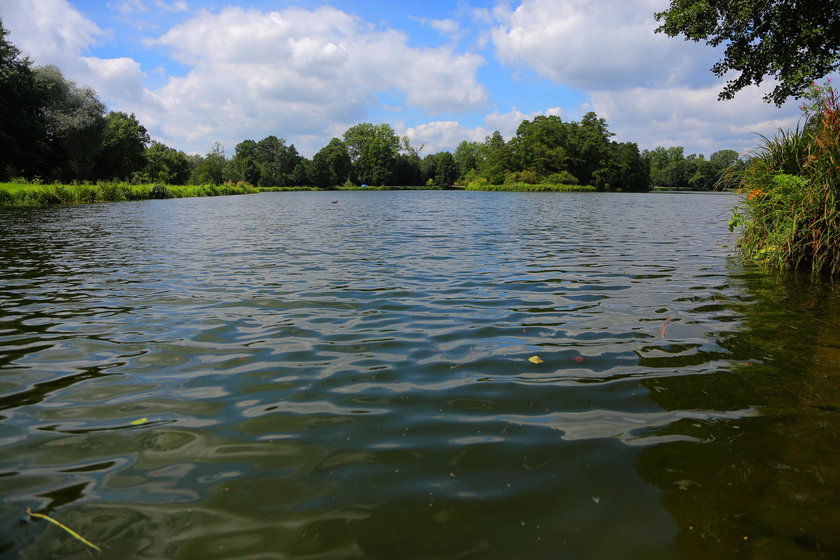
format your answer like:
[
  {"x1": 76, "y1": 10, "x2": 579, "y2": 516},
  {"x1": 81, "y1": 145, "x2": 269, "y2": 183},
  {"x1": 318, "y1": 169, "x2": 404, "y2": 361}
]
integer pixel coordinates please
[{"x1": 731, "y1": 80, "x2": 840, "y2": 275}]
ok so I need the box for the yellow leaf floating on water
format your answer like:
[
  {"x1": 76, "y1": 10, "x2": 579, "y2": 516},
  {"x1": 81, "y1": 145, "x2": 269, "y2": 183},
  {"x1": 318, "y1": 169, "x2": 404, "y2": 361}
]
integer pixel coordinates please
[
  {"x1": 528, "y1": 355, "x2": 544, "y2": 364},
  {"x1": 130, "y1": 417, "x2": 148, "y2": 425}
]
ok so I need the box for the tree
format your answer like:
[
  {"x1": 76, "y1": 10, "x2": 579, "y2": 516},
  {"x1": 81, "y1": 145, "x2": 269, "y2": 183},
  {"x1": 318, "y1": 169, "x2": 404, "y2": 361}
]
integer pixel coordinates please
[
  {"x1": 432, "y1": 152, "x2": 457, "y2": 187},
  {"x1": 225, "y1": 139, "x2": 260, "y2": 185},
  {"x1": 0, "y1": 19, "x2": 45, "y2": 179},
  {"x1": 476, "y1": 131, "x2": 510, "y2": 185},
  {"x1": 94, "y1": 112, "x2": 149, "y2": 180},
  {"x1": 342, "y1": 123, "x2": 400, "y2": 185},
  {"x1": 190, "y1": 142, "x2": 226, "y2": 185},
  {"x1": 453, "y1": 140, "x2": 481, "y2": 182},
  {"x1": 33, "y1": 65, "x2": 106, "y2": 181},
  {"x1": 509, "y1": 115, "x2": 570, "y2": 178},
  {"x1": 655, "y1": 0, "x2": 840, "y2": 105},
  {"x1": 143, "y1": 141, "x2": 190, "y2": 184},
  {"x1": 309, "y1": 138, "x2": 352, "y2": 188},
  {"x1": 254, "y1": 136, "x2": 301, "y2": 187}
]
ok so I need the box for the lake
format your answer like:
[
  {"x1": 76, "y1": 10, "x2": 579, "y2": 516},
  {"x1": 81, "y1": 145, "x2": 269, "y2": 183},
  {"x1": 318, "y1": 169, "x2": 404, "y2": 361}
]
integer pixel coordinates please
[{"x1": 1, "y1": 191, "x2": 838, "y2": 559}]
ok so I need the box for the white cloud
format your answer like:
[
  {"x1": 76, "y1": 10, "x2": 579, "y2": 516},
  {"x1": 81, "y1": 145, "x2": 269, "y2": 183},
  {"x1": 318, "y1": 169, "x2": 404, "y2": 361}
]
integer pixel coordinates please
[
  {"x1": 0, "y1": 0, "x2": 152, "y2": 108},
  {"x1": 0, "y1": 0, "x2": 104, "y2": 67},
  {"x1": 411, "y1": 16, "x2": 460, "y2": 34},
  {"x1": 155, "y1": 0, "x2": 188, "y2": 12},
  {"x1": 588, "y1": 81, "x2": 801, "y2": 155},
  {"x1": 491, "y1": 0, "x2": 719, "y2": 90},
  {"x1": 143, "y1": 6, "x2": 489, "y2": 152}
]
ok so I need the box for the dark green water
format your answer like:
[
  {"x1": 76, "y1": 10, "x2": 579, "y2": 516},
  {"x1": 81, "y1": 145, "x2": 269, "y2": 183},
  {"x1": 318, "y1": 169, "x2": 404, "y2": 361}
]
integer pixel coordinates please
[{"x1": 1, "y1": 191, "x2": 838, "y2": 559}]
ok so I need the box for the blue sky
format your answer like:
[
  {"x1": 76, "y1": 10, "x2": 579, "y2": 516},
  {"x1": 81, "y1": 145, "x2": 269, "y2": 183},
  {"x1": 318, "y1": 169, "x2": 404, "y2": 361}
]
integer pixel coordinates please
[{"x1": 1, "y1": 0, "x2": 809, "y2": 157}]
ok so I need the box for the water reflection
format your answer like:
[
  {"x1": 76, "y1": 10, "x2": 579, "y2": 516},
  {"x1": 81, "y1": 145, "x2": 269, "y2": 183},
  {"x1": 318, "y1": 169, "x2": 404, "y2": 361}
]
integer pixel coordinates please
[{"x1": 638, "y1": 267, "x2": 840, "y2": 558}]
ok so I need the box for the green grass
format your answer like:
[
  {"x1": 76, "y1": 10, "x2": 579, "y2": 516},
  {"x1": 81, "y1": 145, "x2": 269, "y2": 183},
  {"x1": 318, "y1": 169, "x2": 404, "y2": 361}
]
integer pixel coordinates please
[
  {"x1": 256, "y1": 186, "x2": 321, "y2": 192},
  {"x1": 464, "y1": 182, "x2": 595, "y2": 192},
  {"x1": 731, "y1": 81, "x2": 840, "y2": 275},
  {"x1": 336, "y1": 185, "x2": 444, "y2": 191},
  {"x1": 0, "y1": 181, "x2": 259, "y2": 206}
]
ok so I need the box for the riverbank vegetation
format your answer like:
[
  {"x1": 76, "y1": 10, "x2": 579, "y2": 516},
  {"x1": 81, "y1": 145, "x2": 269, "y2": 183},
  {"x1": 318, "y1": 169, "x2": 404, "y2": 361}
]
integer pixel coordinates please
[
  {"x1": 464, "y1": 181, "x2": 595, "y2": 192},
  {"x1": 655, "y1": 1, "x2": 840, "y2": 275},
  {"x1": 730, "y1": 81, "x2": 840, "y2": 275},
  {"x1": 0, "y1": 181, "x2": 257, "y2": 206}
]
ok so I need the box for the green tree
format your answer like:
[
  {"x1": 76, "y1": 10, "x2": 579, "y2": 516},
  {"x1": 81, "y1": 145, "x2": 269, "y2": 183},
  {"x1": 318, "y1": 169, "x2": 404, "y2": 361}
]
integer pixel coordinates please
[
  {"x1": 190, "y1": 142, "x2": 226, "y2": 185},
  {"x1": 655, "y1": 0, "x2": 840, "y2": 105},
  {"x1": 143, "y1": 141, "x2": 190, "y2": 184},
  {"x1": 433, "y1": 152, "x2": 458, "y2": 187},
  {"x1": 476, "y1": 131, "x2": 510, "y2": 184},
  {"x1": 93, "y1": 111, "x2": 149, "y2": 181},
  {"x1": 310, "y1": 137, "x2": 352, "y2": 188},
  {"x1": 342, "y1": 123, "x2": 400, "y2": 186},
  {"x1": 0, "y1": 19, "x2": 45, "y2": 179},
  {"x1": 254, "y1": 136, "x2": 301, "y2": 187},
  {"x1": 34, "y1": 65, "x2": 106, "y2": 181},
  {"x1": 645, "y1": 146, "x2": 692, "y2": 188},
  {"x1": 509, "y1": 115, "x2": 570, "y2": 178},
  {"x1": 567, "y1": 112, "x2": 613, "y2": 188},
  {"x1": 225, "y1": 139, "x2": 260, "y2": 185},
  {"x1": 594, "y1": 141, "x2": 650, "y2": 192},
  {"x1": 453, "y1": 140, "x2": 481, "y2": 182}
]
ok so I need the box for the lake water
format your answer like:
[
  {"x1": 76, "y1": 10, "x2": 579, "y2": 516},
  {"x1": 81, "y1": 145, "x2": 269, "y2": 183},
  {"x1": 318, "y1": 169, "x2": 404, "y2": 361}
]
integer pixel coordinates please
[{"x1": 1, "y1": 191, "x2": 838, "y2": 559}]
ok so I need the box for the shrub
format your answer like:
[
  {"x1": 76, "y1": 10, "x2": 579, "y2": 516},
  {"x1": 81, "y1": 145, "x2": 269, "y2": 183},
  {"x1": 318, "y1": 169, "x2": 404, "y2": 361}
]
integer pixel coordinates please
[{"x1": 732, "y1": 80, "x2": 840, "y2": 275}]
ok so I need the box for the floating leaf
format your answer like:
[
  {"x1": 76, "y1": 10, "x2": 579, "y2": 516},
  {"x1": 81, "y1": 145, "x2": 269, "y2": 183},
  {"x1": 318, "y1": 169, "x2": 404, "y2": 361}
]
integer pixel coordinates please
[
  {"x1": 130, "y1": 417, "x2": 148, "y2": 425},
  {"x1": 528, "y1": 355, "x2": 544, "y2": 364},
  {"x1": 27, "y1": 507, "x2": 102, "y2": 552}
]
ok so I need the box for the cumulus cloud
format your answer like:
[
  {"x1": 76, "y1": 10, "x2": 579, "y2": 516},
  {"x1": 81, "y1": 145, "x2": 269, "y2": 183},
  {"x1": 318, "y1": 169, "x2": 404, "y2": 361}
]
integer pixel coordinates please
[
  {"x1": 588, "y1": 81, "x2": 800, "y2": 155},
  {"x1": 0, "y1": 0, "x2": 104, "y2": 67},
  {"x1": 142, "y1": 6, "x2": 489, "y2": 152},
  {"x1": 491, "y1": 0, "x2": 720, "y2": 90},
  {"x1": 0, "y1": 0, "x2": 155, "y2": 108}
]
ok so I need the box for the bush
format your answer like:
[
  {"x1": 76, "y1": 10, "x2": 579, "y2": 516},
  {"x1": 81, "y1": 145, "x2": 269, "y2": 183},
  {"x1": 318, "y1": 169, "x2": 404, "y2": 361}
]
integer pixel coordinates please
[
  {"x1": 545, "y1": 171, "x2": 580, "y2": 185},
  {"x1": 732, "y1": 80, "x2": 840, "y2": 275}
]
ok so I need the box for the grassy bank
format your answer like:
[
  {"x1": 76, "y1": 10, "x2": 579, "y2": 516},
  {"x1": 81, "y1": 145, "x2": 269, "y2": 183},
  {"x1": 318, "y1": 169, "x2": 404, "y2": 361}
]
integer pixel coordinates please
[
  {"x1": 464, "y1": 182, "x2": 596, "y2": 192},
  {"x1": 336, "y1": 185, "x2": 444, "y2": 191},
  {"x1": 0, "y1": 181, "x2": 259, "y2": 206},
  {"x1": 730, "y1": 80, "x2": 840, "y2": 275}
]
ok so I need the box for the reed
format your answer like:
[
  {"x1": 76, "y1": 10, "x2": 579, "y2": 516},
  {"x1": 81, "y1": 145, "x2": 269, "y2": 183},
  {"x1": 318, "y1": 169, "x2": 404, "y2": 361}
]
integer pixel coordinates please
[
  {"x1": 731, "y1": 80, "x2": 840, "y2": 275},
  {"x1": 464, "y1": 182, "x2": 595, "y2": 192},
  {"x1": 0, "y1": 181, "x2": 259, "y2": 206}
]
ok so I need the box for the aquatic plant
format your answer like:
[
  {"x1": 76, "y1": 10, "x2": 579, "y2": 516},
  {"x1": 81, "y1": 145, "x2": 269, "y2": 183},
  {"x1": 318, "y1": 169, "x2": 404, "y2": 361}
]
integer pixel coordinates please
[{"x1": 731, "y1": 80, "x2": 840, "y2": 275}]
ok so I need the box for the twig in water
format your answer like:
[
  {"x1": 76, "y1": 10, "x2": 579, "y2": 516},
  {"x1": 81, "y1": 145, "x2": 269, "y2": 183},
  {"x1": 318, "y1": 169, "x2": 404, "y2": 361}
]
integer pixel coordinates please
[
  {"x1": 659, "y1": 314, "x2": 672, "y2": 338},
  {"x1": 26, "y1": 507, "x2": 102, "y2": 552}
]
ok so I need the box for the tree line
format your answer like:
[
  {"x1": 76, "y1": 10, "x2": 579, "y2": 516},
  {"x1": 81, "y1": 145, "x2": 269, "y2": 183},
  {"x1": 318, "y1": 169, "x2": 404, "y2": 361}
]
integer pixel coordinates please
[{"x1": 2, "y1": 19, "x2": 740, "y2": 191}]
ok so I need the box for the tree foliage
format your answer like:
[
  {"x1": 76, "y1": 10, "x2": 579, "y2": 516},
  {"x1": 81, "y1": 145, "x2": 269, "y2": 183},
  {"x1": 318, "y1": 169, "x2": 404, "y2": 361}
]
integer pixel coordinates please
[
  {"x1": 94, "y1": 112, "x2": 149, "y2": 181},
  {"x1": 655, "y1": 0, "x2": 840, "y2": 105},
  {"x1": 343, "y1": 123, "x2": 400, "y2": 186},
  {"x1": 143, "y1": 141, "x2": 191, "y2": 184},
  {"x1": 34, "y1": 65, "x2": 106, "y2": 181},
  {"x1": 0, "y1": 19, "x2": 45, "y2": 179},
  {"x1": 643, "y1": 146, "x2": 745, "y2": 189}
]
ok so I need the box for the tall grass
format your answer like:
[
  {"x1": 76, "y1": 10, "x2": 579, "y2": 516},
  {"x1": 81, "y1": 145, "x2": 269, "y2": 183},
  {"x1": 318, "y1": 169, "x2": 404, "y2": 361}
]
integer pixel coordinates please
[
  {"x1": 0, "y1": 181, "x2": 259, "y2": 206},
  {"x1": 464, "y1": 182, "x2": 595, "y2": 192},
  {"x1": 731, "y1": 80, "x2": 840, "y2": 275}
]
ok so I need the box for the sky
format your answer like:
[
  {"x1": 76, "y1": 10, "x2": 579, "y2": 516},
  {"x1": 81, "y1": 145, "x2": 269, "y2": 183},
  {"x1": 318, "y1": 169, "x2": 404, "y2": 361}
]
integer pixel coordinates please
[{"x1": 0, "y1": 0, "x2": 814, "y2": 158}]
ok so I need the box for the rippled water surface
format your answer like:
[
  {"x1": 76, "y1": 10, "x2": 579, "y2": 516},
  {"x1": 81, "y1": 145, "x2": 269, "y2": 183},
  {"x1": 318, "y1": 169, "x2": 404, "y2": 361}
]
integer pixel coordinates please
[{"x1": 1, "y1": 191, "x2": 839, "y2": 559}]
